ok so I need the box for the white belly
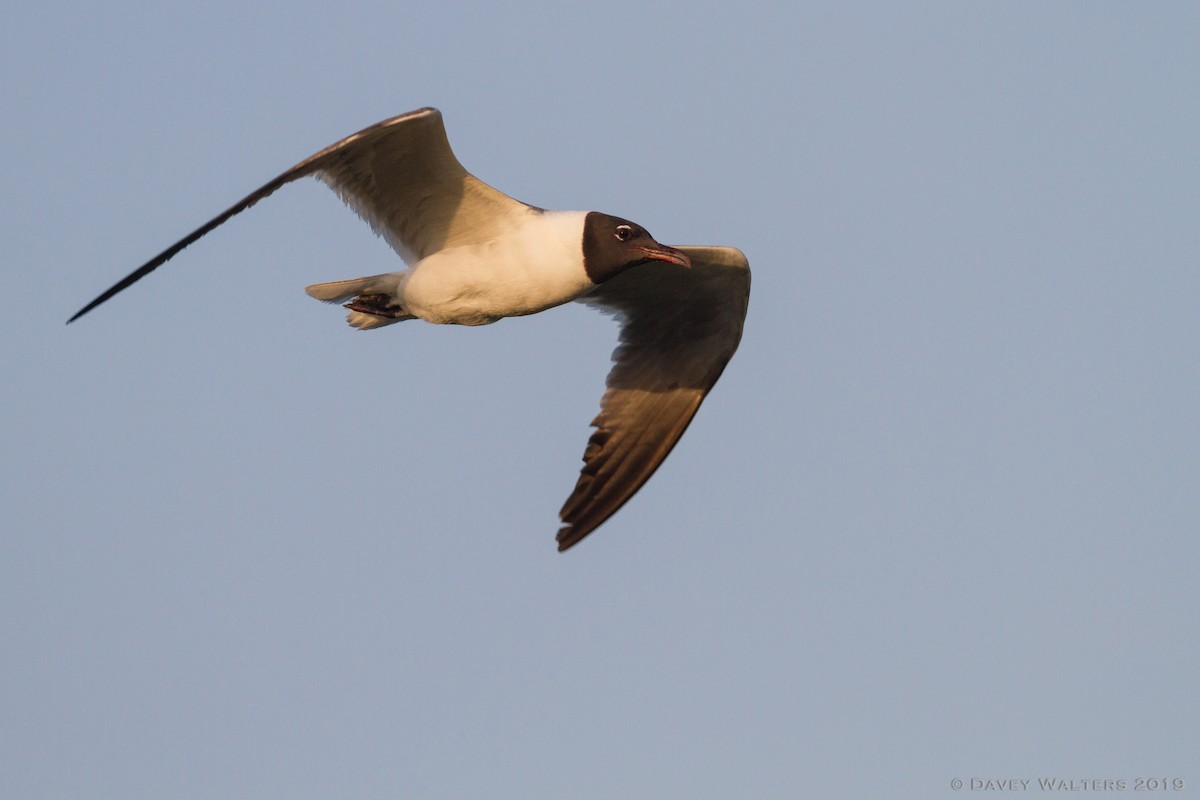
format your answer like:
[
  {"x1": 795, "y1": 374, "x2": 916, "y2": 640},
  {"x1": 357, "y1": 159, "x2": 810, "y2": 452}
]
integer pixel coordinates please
[{"x1": 399, "y1": 211, "x2": 592, "y2": 325}]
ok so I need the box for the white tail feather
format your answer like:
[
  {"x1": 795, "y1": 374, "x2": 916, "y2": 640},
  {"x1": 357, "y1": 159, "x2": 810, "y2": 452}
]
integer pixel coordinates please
[{"x1": 304, "y1": 273, "x2": 394, "y2": 303}]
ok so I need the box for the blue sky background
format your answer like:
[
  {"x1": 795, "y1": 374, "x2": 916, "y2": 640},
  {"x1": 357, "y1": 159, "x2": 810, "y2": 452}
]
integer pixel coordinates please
[{"x1": 3, "y1": 2, "x2": 1198, "y2": 797}]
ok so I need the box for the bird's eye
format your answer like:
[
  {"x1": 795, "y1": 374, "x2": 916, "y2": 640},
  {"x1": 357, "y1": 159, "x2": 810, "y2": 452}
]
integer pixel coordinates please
[{"x1": 614, "y1": 224, "x2": 634, "y2": 242}]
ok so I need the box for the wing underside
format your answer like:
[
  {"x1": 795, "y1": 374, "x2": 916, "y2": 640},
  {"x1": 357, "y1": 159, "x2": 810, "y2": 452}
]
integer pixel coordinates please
[{"x1": 557, "y1": 246, "x2": 751, "y2": 551}]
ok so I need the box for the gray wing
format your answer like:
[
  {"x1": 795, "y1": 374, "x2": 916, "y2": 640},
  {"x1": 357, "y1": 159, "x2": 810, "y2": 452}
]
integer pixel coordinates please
[
  {"x1": 69, "y1": 107, "x2": 530, "y2": 322},
  {"x1": 557, "y1": 246, "x2": 751, "y2": 551}
]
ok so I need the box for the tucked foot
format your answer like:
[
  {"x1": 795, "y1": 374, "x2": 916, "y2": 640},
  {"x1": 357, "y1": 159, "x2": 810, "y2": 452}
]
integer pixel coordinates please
[{"x1": 344, "y1": 293, "x2": 408, "y2": 319}]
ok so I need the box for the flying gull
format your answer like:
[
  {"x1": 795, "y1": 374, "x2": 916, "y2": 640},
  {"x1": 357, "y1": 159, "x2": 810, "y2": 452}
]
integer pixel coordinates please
[{"x1": 69, "y1": 107, "x2": 751, "y2": 551}]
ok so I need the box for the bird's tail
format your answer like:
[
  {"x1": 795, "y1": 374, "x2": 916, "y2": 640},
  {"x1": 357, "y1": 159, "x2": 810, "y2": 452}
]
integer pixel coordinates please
[{"x1": 304, "y1": 273, "x2": 414, "y2": 330}]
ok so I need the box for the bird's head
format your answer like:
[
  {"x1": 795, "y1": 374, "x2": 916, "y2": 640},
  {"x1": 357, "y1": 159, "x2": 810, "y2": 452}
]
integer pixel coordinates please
[{"x1": 581, "y1": 211, "x2": 691, "y2": 283}]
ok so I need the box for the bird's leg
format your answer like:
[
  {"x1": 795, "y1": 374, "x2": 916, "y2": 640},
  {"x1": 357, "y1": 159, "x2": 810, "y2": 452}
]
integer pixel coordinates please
[{"x1": 343, "y1": 293, "x2": 407, "y2": 318}]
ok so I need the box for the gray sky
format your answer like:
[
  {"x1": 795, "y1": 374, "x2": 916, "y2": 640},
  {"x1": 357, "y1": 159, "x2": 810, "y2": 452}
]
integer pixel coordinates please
[{"x1": 3, "y1": 2, "x2": 1197, "y2": 797}]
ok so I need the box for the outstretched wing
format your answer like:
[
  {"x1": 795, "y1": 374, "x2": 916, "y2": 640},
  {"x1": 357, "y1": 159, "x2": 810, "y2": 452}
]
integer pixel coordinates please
[
  {"x1": 557, "y1": 246, "x2": 751, "y2": 551},
  {"x1": 68, "y1": 107, "x2": 531, "y2": 322}
]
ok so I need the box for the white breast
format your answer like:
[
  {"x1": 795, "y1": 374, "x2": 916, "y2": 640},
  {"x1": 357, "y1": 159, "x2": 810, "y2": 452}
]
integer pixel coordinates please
[{"x1": 399, "y1": 210, "x2": 592, "y2": 325}]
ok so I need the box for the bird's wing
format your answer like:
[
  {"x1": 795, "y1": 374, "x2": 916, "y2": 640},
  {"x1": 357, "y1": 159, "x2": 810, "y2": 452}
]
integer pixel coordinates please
[
  {"x1": 557, "y1": 245, "x2": 751, "y2": 551},
  {"x1": 311, "y1": 107, "x2": 532, "y2": 263},
  {"x1": 69, "y1": 107, "x2": 531, "y2": 322}
]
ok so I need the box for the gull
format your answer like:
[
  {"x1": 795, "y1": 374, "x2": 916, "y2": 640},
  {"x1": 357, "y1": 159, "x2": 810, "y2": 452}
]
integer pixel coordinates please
[{"x1": 70, "y1": 107, "x2": 751, "y2": 551}]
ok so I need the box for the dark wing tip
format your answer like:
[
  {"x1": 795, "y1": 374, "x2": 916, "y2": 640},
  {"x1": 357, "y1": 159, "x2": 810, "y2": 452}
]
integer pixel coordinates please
[
  {"x1": 556, "y1": 514, "x2": 601, "y2": 552},
  {"x1": 555, "y1": 531, "x2": 577, "y2": 553},
  {"x1": 67, "y1": 263, "x2": 159, "y2": 323}
]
